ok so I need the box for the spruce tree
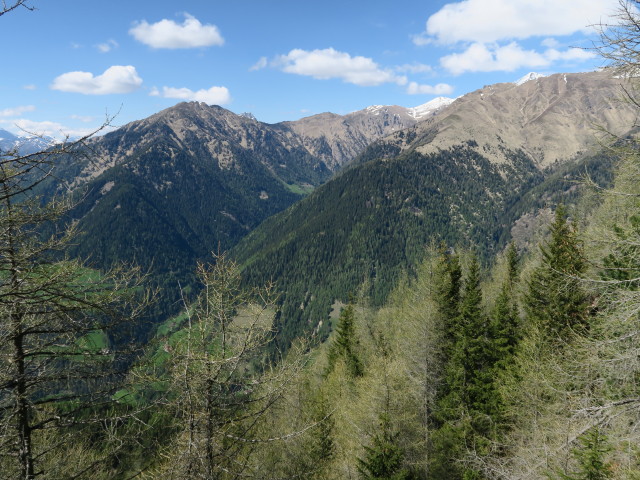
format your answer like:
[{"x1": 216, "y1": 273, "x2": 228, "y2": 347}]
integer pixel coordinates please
[
  {"x1": 357, "y1": 414, "x2": 411, "y2": 480},
  {"x1": 557, "y1": 428, "x2": 612, "y2": 480},
  {"x1": 326, "y1": 303, "x2": 363, "y2": 377},
  {"x1": 490, "y1": 243, "x2": 520, "y2": 371},
  {"x1": 458, "y1": 256, "x2": 493, "y2": 417},
  {"x1": 524, "y1": 205, "x2": 590, "y2": 340},
  {"x1": 431, "y1": 255, "x2": 494, "y2": 480},
  {"x1": 433, "y1": 246, "x2": 463, "y2": 358}
]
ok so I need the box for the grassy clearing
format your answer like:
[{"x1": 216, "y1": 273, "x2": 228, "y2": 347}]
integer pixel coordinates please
[{"x1": 285, "y1": 183, "x2": 315, "y2": 195}]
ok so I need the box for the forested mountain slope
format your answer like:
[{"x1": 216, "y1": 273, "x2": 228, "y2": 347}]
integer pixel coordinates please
[
  {"x1": 40, "y1": 100, "x2": 446, "y2": 324},
  {"x1": 233, "y1": 71, "x2": 635, "y2": 345}
]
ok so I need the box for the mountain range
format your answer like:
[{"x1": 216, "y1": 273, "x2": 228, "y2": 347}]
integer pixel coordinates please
[
  {"x1": 0, "y1": 128, "x2": 57, "y2": 155},
  {"x1": 32, "y1": 96, "x2": 451, "y2": 324},
  {"x1": 22, "y1": 69, "x2": 636, "y2": 334},
  {"x1": 232, "y1": 70, "x2": 637, "y2": 342}
]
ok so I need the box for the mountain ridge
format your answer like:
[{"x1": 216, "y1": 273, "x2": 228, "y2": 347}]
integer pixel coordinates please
[
  {"x1": 390, "y1": 71, "x2": 635, "y2": 167},
  {"x1": 232, "y1": 70, "x2": 635, "y2": 343}
]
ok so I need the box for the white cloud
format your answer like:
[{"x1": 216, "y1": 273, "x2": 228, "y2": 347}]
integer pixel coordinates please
[
  {"x1": 250, "y1": 56, "x2": 268, "y2": 71},
  {"x1": 272, "y1": 48, "x2": 406, "y2": 87},
  {"x1": 406, "y1": 82, "x2": 454, "y2": 95},
  {"x1": 441, "y1": 42, "x2": 546, "y2": 74},
  {"x1": 23, "y1": 84, "x2": 36, "y2": 90},
  {"x1": 421, "y1": 0, "x2": 617, "y2": 45},
  {"x1": 440, "y1": 42, "x2": 595, "y2": 75},
  {"x1": 51, "y1": 66, "x2": 143, "y2": 95},
  {"x1": 130, "y1": 13, "x2": 224, "y2": 49},
  {"x1": 0, "y1": 105, "x2": 36, "y2": 117},
  {"x1": 545, "y1": 47, "x2": 595, "y2": 62},
  {"x1": 151, "y1": 85, "x2": 232, "y2": 105},
  {"x1": 96, "y1": 39, "x2": 118, "y2": 53}
]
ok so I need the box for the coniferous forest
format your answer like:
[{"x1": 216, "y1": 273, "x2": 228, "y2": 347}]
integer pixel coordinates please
[{"x1": 4, "y1": 2, "x2": 640, "y2": 479}]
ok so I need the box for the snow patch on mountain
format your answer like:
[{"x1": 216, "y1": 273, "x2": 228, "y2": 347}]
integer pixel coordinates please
[
  {"x1": 514, "y1": 72, "x2": 546, "y2": 86},
  {"x1": 407, "y1": 97, "x2": 455, "y2": 120},
  {"x1": 0, "y1": 128, "x2": 58, "y2": 155},
  {"x1": 365, "y1": 105, "x2": 387, "y2": 116}
]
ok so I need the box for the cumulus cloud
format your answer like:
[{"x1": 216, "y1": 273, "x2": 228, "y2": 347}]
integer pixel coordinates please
[
  {"x1": 545, "y1": 47, "x2": 595, "y2": 62},
  {"x1": 130, "y1": 13, "x2": 224, "y2": 49},
  {"x1": 150, "y1": 85, "x2": 231, "y2": 105},
  {"x1": 0, "y1": 105, "x2": 36, "y2": 117},
  {"x1": 51, "y1": 66, "x2": 143, "y2": 95},
  {"x1": 414, "y1": 0, "x2": 614, "y2": 74},
  {"x1": 440, "y1": 42, "x2": 596, "y2": 75},
  {"x1": 272, "y1": 48, "x2": 407, "y2": 87},
  {"x1": 96, "y1": 39, "x2": 118, "y2": 53},
  {"x1": 421, "y1": 0, "x2": 617, "y2": 45},
  {"x1": 406, "y1": 82, "x2": 454, "y2": 95}
]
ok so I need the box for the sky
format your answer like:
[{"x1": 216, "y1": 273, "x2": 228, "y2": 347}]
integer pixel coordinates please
[{"x1": 0, "y1": 0, "x2": 620, "y2": 139}]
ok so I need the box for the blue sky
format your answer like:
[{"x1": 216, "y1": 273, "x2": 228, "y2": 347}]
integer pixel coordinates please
[{"x1": 0, "y1": 0, "x2": 619, "y2": 139}]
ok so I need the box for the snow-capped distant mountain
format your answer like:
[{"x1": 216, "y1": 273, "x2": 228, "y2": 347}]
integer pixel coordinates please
[
  {"x1": 515, "y1": 72, "x2": 546, "y2": 86},
  {"x1": 0, "y1": 128, "x2": 57, "y2": 155},
  {"x1": 407, "y1": 97, "x2": 455, "y2": 120}
]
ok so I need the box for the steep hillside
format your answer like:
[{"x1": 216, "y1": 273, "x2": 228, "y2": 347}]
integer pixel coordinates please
[
  {"x1": 380, "y1": 70, "x2": 636, "y2": 167},
  {"x1": 233, "y1": 71, "x2": 634, "y2": 345},
  {"x1": 42, "y1": 100, "x2": 449, "y2": 325}
]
